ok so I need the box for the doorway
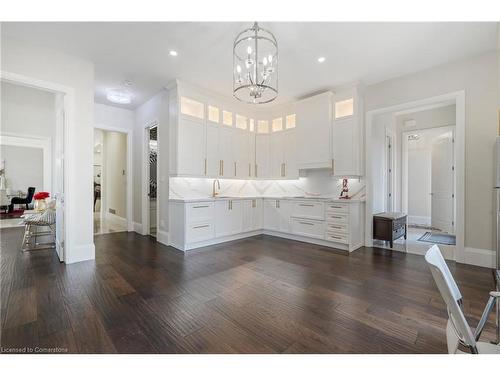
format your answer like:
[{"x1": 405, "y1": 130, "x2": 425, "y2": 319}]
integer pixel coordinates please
[
  {"x1": 0, "y1": 76, "x2": 68, "y2": 262},
  {"x1": 366, "y1": 92, "x2": 465, "y2": 261},
  {"x1": 401, "y1": 125, "x2": 456, "y2": 256},
  {"x1": 146, "y1": 125, "x2": 158, "y2": 237},
  {"x1": 93, "y1": 128, "x2": 129, "y2": 235}
]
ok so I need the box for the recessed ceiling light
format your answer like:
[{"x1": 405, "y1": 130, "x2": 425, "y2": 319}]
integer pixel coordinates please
[
  {"x1": 169, "y1": 50, "x2": 178, "y2": 56},
  {"x1": 318, "y1": 57, "x2": 326, "y2": 63},
  {"x1": 106, "y1": 89, "x2": 132, "y2": 104}
]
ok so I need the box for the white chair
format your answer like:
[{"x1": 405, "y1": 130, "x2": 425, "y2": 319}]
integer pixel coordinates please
[{"x1": 425, "y1": 245, "x2": 500, "y2": 354}]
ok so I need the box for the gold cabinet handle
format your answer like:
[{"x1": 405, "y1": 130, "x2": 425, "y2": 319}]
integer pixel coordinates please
[
  {"x1": 299, "y1": 203, "x2": 314, "y2": 207},
  {"x1": 284, "y1": 162, "x2": 286, "y2": 177},
  {"x1": 331, "y1": 158, "x2": 335, "y2": 175},
  {"x1": 219, "y1": 160, "x2": 222, "y2": 176},
  {"x1": 234, "y1": 161, "x2": 237, "y2": 177},
  {"x1": 255, "y1": 164, "x2": 258, "y2": 177},
  {"x1": 299, "y1": 221, "x2": 314, "y2": 226},
  {"x1": 204, "y1": 158, "x2": 207, "y2": 176},
  {"x1": 222, "y1": 160, "x2": 224, "y2": 175},
  {"x1": 193, "y1": 205, "x2": 209, "y2": 209},
  {"x1": 248, "y1": 163, "x2": 251, "y2": 177}
]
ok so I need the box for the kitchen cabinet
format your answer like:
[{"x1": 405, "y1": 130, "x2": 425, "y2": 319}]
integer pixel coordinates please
[
  {"x1": 263, "y1": 198, "x2": 290, "y2": 232},
  {"x1": 331, "y1": 86, "x2": 363, "y2": 177},
  {"x1": 215, "y1": 199, "x2": 242, "y2": 237},
  {"x1": 255, "y1": 134, "x2": 270, "y2": 178},
  {"x1": 170, "y1": 197, "x2": 364, "y2": 252},
  {"x1": 242, "y1": 199, "x2": 263, "y2": 231},
  {"x1": 269, "y1": 131, "x2": 285, "y2": 178},
  {"x1": 177, "y1": 116, "x2": 206, "y2": 176},
  {"x1": 295, "y1": 91, "x2": 333, "y2": 170},
  {"x1": 234, "y1": 129, "x2": 250, "y2": 178}
]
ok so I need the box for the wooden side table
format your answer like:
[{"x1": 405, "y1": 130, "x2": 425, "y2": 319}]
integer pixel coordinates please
[{"x1": 373, "y1": 212, "x2": 407, "y2": 248}]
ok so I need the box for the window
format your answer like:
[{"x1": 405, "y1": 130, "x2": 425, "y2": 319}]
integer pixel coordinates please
[
  {"x1": 257, "y1": 120, "x2": 269, "y2": 134},
  {"x1": 222, "y1": 110, "x2": 233, "y2": 126},
  {"x1": 235, "y1": 114, "x2": 247, "y2": 130},
  {"x1": 272, "y1": 117, "x2": 283, "y2": 132},
  {"x1": 285, "y1": 114, "x2": 296, "y2": 129},
  {"x1": 208, "y1": 105, "x2": 220, "y2": 123},
  {"x1": 180, "y1": 97, "x2": 204, "y2": 119},
  {"x1": 249, "y1": 119, "x2": 255, "y2": 132},
  {"x1": 335, "y1": 98, "x2": 354, "y2": 119}
]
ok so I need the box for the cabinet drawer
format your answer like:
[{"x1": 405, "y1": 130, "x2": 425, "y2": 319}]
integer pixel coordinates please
[
  {"x1": 325, "y1": 212, "x2": 348, "y2": 224},
  {"x1": 325, "y1": 231, "x2": 348, "y2": 244},
  {"x1": 325, "y1": 202, "x2": 348, "y2": 213},
  {"x1": 186, "y1": 222, "x2": 214, "y2": 243},
  {"x1": 186, "y1": 202, "x2": 214, "y2": 223},
  {"x1": 292, "y1": 201, "x2": 325, "y2": 220},
  {"x1": 325, "y1": 222, "x2": 349, "y2": 234},
  {"x1": 291, "y1": 218, "x2": 325, "y2": 239}
]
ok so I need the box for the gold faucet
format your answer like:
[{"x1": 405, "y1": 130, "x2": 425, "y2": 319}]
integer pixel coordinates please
[{"x1": 212, "y1": 179, "x2": 221, "y2": 197}]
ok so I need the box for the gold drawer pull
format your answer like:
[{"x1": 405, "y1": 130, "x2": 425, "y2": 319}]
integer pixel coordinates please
[
  {"x1": 299, "y1": 204, "x2": 314, "y2": 207},
  {"x1": 329, "y1": 235, "x2": 342, "y2": 240},
  {"x1": 193, "y1": 205, "x2": 209, "y2": 209}
]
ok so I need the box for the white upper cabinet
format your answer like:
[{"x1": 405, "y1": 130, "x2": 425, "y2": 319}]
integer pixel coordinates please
[
  {"x1": 169, "y1": 81, "x2": 362, "y2": 180},
  {"x1": 296, "y1": 91, "x2": 333, "y2": 169},
  {"x1": 255, "y1": 133, "x2": 270, "y2": 178},
  {"x1": 331, "y1": 85, "x2": 363, "y2": 177}
]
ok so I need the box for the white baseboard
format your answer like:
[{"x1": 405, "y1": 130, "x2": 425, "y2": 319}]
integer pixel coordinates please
[
  {"x1": 66, "y1": 243, "x2": 95, "y2": 264},
  {"x1": 408, "y1": 215, "x2": 431, "y2": 226},
  {"x1": 461, "y1": 247, "x2": 495, "y2": 269},
  {"x1": 105, "y1": 212, "x2": 127, "y2": 226},
  {"x1": 133, "y1": 221, "x2": 143, "y2": 234},
  {"x1": 157, "y1": 229, "x2": 169, "y2": 246}
]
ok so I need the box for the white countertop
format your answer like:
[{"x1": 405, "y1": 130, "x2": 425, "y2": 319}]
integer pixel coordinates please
[{"x1": 169, "y1": 196, "x2": 365, "y2": 203}]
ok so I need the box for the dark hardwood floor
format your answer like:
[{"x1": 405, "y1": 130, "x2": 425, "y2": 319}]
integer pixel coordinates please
[{"x1": 1, "y1": 227, "x2": 497, "y2": 353}]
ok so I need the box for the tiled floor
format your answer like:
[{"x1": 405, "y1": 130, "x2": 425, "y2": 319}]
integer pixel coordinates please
[
  {"x1": 94, "y1": 211, "x2": 127, "y2": 235},
  {"x1": 373, "y1": 226, "x2": 456, "y2": 259}
]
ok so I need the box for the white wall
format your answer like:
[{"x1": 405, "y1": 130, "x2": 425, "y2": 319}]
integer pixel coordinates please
[
  {"x1": 0, "y1": 145, "x2": 43, "y2": 194},
  {"x1": 103, "y1": 131, "x2": 127, "y2": 218},
  {"x1": 134, "y1": 90, "x2": 169, "y2": 240},
  {"x1": 2, "y1": 36, "x2": 95, "y2": 263},
  {"x1": 95, "y1": 103, "x2": 134, "y2": 132},
  {"x1": 365, "y1": 51, "x2": 499, "y2": 257}
]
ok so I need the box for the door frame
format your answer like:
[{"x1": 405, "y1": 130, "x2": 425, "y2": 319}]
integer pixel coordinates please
[
  {"x1": 93, "y1": 125, "x2": 134, "y2": 232},
  {"x1": 365, "y1": 91, "x2": 465, "y2": 262},
  {"x1": 401, "y1": 125, "x2": 455, "y2": 230},
  {"x1": 384, "y1": 127, "x2": 395, "y2": 212},
  {"x1": 142, "y1": 120, "x2": 160, "y2": 237},
  {"x1": 1, "y1": 70, "x2": 73, "y2": 263}
]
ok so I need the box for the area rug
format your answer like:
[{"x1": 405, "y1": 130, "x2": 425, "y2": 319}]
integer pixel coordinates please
[
  {"x1": 418, "y1": 232, "x2": 456, "y2": 245},
  {"x1": 0, "y1": 209, "x2": 24, "y2": 220}
]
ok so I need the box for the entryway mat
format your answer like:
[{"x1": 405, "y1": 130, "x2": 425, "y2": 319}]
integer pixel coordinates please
[{"x1": 418, "y1": 232, "x2": 456, "y2": 245}]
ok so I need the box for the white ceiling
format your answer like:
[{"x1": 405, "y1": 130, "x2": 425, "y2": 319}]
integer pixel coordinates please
[{"x1": 2, "y1": 22, "x2": 497, "y2": 109}]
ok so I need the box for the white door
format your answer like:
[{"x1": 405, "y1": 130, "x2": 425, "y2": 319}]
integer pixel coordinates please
[
  {"x1": 431, "y1": 133, "x2": 454, "y2": 233},
  {"x1": 54, "y1": 93, "x2": 65, "y2": 261},
  {"x1": 385, "y1": 134, "x2": 393, "y2": 212}
]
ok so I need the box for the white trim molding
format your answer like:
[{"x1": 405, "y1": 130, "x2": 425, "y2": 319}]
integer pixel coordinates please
[
  {"x1": 133, "y1": 221, "x2": 143, "y2": 234},
  {"x1": 365, "y1": 91, "x2": 466, "y2": 264},
  {"x1": 94, "y1": 124, "x2": 134, "y2": 232},
  {"x1": 156, "y1": 229, "x2": 169, "y2": 246},
  {"x1": 463, "y1": 247, "x2": 496, "y2": 269}
]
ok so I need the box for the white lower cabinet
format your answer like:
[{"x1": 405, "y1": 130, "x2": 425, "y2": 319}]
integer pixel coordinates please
[
  {"x1": 215, "y1": 200, "x2": 242, "y2": 237},
  {"x1": 169, "y1": 198, "x2": 364, "y2": 252},
  {"x1": 243, "y1": 199, "x2": 263, "y2": 232},
  {"x1": 291, "y1": 218, "x2": 325, "y2": 239}
]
